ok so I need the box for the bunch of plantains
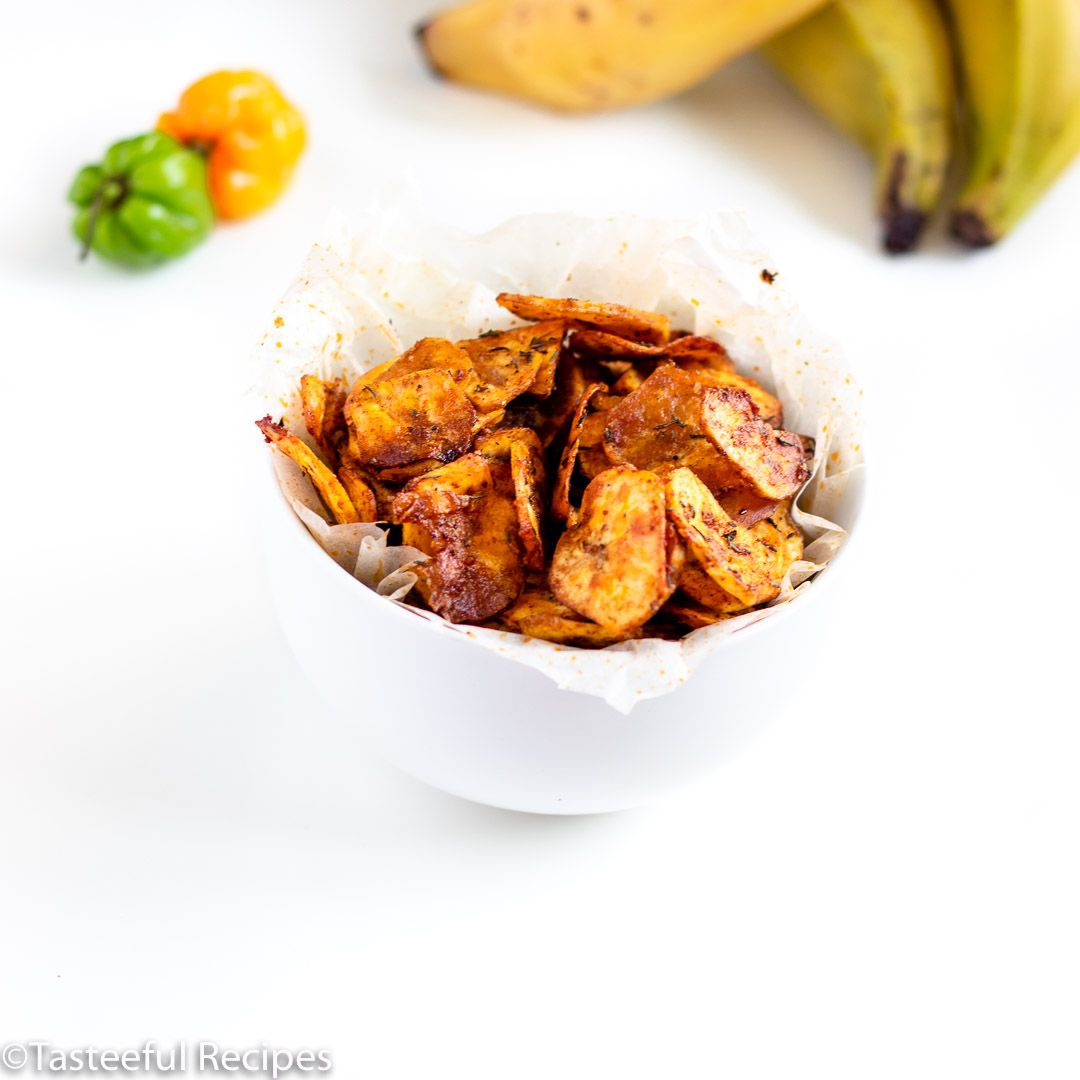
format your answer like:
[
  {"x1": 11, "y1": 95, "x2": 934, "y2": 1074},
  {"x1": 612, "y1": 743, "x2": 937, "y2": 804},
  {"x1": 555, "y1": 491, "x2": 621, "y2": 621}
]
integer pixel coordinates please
[{"x1": 417, "y1": 0, "x2": 1080, "y2": 252}]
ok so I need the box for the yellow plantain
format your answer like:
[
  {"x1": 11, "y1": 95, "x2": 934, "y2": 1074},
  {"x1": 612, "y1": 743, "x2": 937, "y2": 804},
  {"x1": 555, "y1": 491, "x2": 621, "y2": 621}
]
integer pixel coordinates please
[
  {"x1": 943, "y1": 0, "x2": 1080, "y2": 245},
  {"x1": 417, "y1": 0, "x2": 831, "y2": 113},
  {"x1": 763, "y1": 0, "x2": 954, "y2": 252}
]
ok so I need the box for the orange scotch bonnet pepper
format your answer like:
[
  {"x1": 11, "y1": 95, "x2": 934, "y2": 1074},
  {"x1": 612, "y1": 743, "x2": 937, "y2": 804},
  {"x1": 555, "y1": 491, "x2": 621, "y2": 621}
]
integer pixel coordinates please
[{"x1": 158, "y1": 71, "x2": 305, "y2": 220}]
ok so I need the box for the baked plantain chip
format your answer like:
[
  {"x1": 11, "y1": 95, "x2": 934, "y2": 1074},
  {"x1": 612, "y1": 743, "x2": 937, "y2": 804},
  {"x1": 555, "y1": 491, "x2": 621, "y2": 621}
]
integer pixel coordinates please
[
  {"x1": 350, "y1": 358, "x2": 398, "y2": 390},
  {"x1": 496, "y1": 293, "x2": 670, "y2": 346},
  {"x1": 610, "y1": 367, "x2": 646, "y2": 396},
  {"x1": 601, "y1": 365, "x2": 740, "y2": 494},
  {"x1": 662, "y1": 467, "x2": 782, "y2": 608},
  {"x1": 500, "y1": 348, "x2": 593, "y2": 452},
  {"x1": 701, "y1": 386, "x2": 809, "y2": 501},
  {"x1": 663, "y1": 595, "x2": 737, "y2": 629},
  {"x1": 300, "y1": 374, "x2": 348, "y2": 468},
  {"x1": 503, "y1": 588, "x2": 642, "y2": 646},
  {"x1": 552, "y1": 382, "x2": 606, "y2": 521},
  {"x1": 377, "y1": 459, "x2": 444, "y2": 483},
  {"x1": 718, "y1": 489, "x2": 782, "y2": 529},
  {"x1": 257, "y1": 416, "x2": 360, "y2": 525},
  {"x1": 372, "y1": 337, "x2": 480, "y2": 397},
  {"x1": 677, "y1": 562, "x2": 754, "y2": 614},
  {"x1": 510, "y1": 438, "x2": 548, "y2": 572},
  {"x1": 474, "y1": 426, "x2": 544, "y2": 462},
  {"x1": 337, "y1": 466, "x2": 379, "y2": 522},
  {"x1": 578, "y1": 443, "x2": 614, "y2": 481},
  {"x1": 570, "y1": 329, "x2": 734, "y2": 375},
  {"x1": 568, "y1": 328, "x2": 668, "y2": 358},
  {"x1": 392, "y1": 454, "x2": 524, "y2": 623},
  {"x1": 344, "y1": 368, "x2": 477, "y2": 468},
  {"x1": 392, "y1": 453, "x2": 491, "y2": 517},
  {"x1": 577, "y1": 411, "x2": 608, "y2": 449},
  {"x1": 458, "y1": 320, "x2": 564, "y2": 411},
  {"x1": 665, "y1": 335, "x2": 735, "y2": 373},
  {"x1": 338, "y1": 453, "x2": 398, "y2": 520},
  {"x1": 692, "y1": 367, "x2": 783, "y2": 427},
  {"x1": 549, "y1": 466, "x2": 677, "y2": 633},
  {"x1": 753, "y1": 502, "x2": 805, "y2": 579}
]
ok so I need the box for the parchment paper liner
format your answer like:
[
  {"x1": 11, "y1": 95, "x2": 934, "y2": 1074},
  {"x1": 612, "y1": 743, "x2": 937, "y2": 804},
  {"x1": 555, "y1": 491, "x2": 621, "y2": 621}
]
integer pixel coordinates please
[{"x1": 252, "y1": 206, "x2": 865, "y2": 713}]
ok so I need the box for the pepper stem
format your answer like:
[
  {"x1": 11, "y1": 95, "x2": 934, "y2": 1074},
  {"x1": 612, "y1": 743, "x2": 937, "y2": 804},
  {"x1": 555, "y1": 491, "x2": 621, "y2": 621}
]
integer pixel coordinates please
[
  {"x1": 79, "y1": 175, "x2": 128, "y2": 262},
  {"x1": 78, "y1": 185, "x2": 105, "y2": 262}
]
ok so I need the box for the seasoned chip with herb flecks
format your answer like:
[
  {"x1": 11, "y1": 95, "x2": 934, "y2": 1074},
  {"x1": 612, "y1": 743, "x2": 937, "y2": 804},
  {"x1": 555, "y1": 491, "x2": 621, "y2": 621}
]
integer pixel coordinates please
[
  {"x1": 601, "y1": 365, "x2": 740, "y2": 494},
  {"x1": 677, "y1": 562, "x2": 753, "y2": 614},
  {"x1": 392, "y1": 454, "x2": 524, "y2": 623},
  {"x1": 257, "y1": 416, "x2": 361, "y2": 525},
  {"x1": 497, "y1": 293, "x2": 669, "y2": 346},
  {"x1": 458, "y1": 321, "x2": 564, "y2": 411},
  {"x1": 701, "y1": 386, "x2": 809, "y2": 500},
  {"x1": 692, "y1": 367, "x2": 783, "y2": 427},
  {"x1": 549, "y1": 466, "x2": 677, "y2": 633},
  {"x1": 344, "y1": 368, "x2": 477, "y2": 468},
  {"x1": 662, "y1": 467, "x2": 780, "y2": 608},
  {"x1": 752, "y1": 502, "x2": 804, "y2": 580},
  {"x1": 372, "y1": 337, "x2": 480, "y2": 397}
]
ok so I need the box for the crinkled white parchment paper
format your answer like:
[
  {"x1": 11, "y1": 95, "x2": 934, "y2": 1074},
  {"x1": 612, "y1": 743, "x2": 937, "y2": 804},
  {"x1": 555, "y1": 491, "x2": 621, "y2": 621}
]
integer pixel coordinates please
[{"x1": 251, "y1": 205, "x2": 865, "y2": 713}]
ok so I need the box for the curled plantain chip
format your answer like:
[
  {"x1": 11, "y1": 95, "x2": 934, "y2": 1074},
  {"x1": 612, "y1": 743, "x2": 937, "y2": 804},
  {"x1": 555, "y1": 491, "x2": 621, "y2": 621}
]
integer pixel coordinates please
[
  {"x1": 665, "y1": 336, "x2": 735, "y2": 373},
  {"x1": 474, "y1": 426, "x2": 544, "y2": 462},
  {"x1": 662, "y1": 467, "x2": 783, "y2": 608},
  {"x1": 300, "y1": 374, "x2": 348, "y2": 468},
  {"x1": 496, "y1": 292, "x2": 670, "y2": 346},
  {"x1": 458, "y1": 320, "x2": 564, "y2": 411},
  {"x1": 552, "y1": 382, "x2": 605, "y2": 521},
  {"x1": 337, "y1": 466, "x2": 379, "y2": 523},
  {"x1": 344, "y1": 368, "x2": 477, "y2": 468},
  {"x1": 392, "y1": 454, "x2": 524, "y2": 623},
  {"x1": 549, "y1": 466, "x2": 677, "y2": 634},
  {"x1": 570, "y1": 329, "x2": 734, "y2": 375},
  {"x1": 510, "y1": 438, "x2": 548, "y2": 572},
  {"x1": 601, "y1": 365, "x2": 740, "y2": 494},
  {"x1": 701, "y1": 386, "x2": 809, "y2": 501},
  {"x1": 503, "y1": 588, "x2": 642, "y2": 647},
  {"x1": 568, "y1": 328, "x2": 668, "y2": 358},
  {"x1": 257, "y1": 416, "x2": 360, "y2": 525}
]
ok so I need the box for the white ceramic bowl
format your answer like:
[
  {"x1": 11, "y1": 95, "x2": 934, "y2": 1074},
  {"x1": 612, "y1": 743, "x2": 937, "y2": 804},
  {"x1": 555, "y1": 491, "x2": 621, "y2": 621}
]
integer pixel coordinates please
[{"x1": 260, "y1": 459, "x2": 866, "y2": 815}]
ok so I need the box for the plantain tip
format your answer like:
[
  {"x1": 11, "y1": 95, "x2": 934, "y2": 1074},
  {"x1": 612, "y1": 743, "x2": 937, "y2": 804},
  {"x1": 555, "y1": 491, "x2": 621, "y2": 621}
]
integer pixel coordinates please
[
  {"x1": 951, "y1": 210, "x2": 998, "y2": 248},
  {"x1": 413, "y1": 19, "x2": 445, "y2": 78},
  {"x1": 883, "y1": 208, "x2": 926, "y2": 254}
]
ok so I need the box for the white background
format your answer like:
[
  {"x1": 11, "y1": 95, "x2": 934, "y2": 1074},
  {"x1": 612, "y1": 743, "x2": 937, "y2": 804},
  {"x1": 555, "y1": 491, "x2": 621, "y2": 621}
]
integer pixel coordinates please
[{"x1": 3, "y1": 2, "x2": 1079, "y2": 1077}]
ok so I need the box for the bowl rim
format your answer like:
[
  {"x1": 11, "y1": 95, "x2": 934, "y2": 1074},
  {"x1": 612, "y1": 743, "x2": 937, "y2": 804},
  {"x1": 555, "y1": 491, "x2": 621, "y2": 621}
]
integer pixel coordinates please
[{"x1": 260, "y1": 451, "x2": 869, "y2": 658}]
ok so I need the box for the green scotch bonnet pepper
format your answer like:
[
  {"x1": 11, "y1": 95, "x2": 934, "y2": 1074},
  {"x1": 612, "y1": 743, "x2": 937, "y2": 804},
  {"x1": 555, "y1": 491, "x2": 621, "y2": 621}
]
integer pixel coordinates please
[{"x1": 68, "y1": 132, "x2": 215, "y2": 268}]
